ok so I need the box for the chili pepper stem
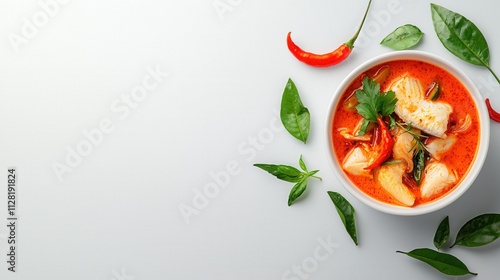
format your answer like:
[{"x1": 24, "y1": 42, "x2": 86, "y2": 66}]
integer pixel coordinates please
[{"x1": 345, "y1": 0, "x2": 373, "y2": 49}]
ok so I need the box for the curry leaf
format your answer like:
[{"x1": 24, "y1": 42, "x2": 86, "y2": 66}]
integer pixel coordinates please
[
  {"x1": 380, "y1": 24, "x2": 423, "y2": 50},
  {"x1": 451, "y1": 213, "x2": 500, "y2": 247},
  {"x1": 280, "y1": 78, "x2": 310, "y2": 143},
  {"x1": 431, "y1": 3, "x2": 500, "y2": 83},
  {"x1": 434, "y1": 216, "x2": 450, "y2": 249},
  {"x1": 397, "y1": 248, "x2": 477, "y2": 276},
  {"x1": 327, "y1": 191, "x2": 358, "y2": 245}
]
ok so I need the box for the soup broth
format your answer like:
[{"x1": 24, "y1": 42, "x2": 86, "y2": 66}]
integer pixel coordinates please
[{"x1": 331, "y1": 60, "x2": 480, "y2": 206}]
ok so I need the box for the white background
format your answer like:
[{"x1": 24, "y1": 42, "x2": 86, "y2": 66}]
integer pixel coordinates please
[{"x1": 0, "y1": 0, "x2": 499, "y2": 279}]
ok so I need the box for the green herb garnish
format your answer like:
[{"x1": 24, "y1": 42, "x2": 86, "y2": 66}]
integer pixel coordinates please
[
  {"x1": 380, "y1": 24, "x2": 424, "y2": 50},
  {"x1": 431, "y1": 3, "x2": 500, "y2": 83},
  {"x1": 355, "y1": 77, "x2": 397, "y2": 135},
  {"x1": 254, "y1": 155, "x2": 321, "y2": 206},
  {"x1": 327, "y1": 191, "x2": 358, "y2": 246},
  {"x1": 397, "y1": 248, "x2": 477, "y2": 276},
  {"x1": 434, "y1": 216, "x2": 450, "y2": 250},
  {"x1": 280, "y1": 78, "x2": 310, "y2": 144},
  {"x1": 451, "y1": 213, "x2": 500, "y2": 248}
]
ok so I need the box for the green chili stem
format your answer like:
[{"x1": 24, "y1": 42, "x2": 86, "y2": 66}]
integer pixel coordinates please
[{"x1": 345, "y1": 0, "x2": 372, "y2": 49}]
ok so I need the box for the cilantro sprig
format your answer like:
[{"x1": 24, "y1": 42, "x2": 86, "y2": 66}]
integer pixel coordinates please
[{"x1": 355, "y1": 77, "x2": 397, "y2": 135}]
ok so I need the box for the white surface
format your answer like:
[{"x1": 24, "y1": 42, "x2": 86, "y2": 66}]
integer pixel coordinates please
[{"x1": 0, "y1": 0, "x2": 499, "y2": 279}]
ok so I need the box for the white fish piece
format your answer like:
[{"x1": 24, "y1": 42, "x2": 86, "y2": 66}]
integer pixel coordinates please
[
  {"x1": 393, "y1": 127, "x2": 420, "y2": 172},
  {"x1": 420, "y1": 162, "x2": 457, "y2": 198},
  {"x1": 426, "y1": 134, "x2": 457, "y2": 160},
  {"x1": 387, "y1": 75, "x2": 452, "y2": 138},
  {"x1": 374, "y1": 162, "x2": 415, "y2": 207},
  {"x1": 342, "y1": 144, "x2": 372, "y2": 178}
]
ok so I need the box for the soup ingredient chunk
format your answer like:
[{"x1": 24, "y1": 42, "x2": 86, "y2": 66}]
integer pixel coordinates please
[
  {"x1": 426, "y1": 135, "x2": 457, "y2": 160},
  {"x1": 421, "y1": 162, "x2": 457, "y2": 198},
  {"x1": 374, "y1": 162, "x2": 415, "y2": 206},
  {"x1": 393, "y1": 127, "x2": 420, "y2": 172},
  {"x1": 387, "y1": 75, "x2": 452, "y2": 138},
  {"x1": 342, "y1": 144, "x2": 372, "y2": 178}
]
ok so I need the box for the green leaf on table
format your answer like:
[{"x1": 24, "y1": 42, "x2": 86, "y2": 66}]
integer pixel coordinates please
[
  {"x1": 451, "y1": 213, "x2": 500, "y2": 247},
  {"x1": 380, "y1": 24, "x2": 423, "y2": 50},
  {"x1": 327, "y1": 191, "x2": 358, "y2": 245},
  {"x1": 298, "y1": 155, "x2": 307, "y2": 172},
  {"x1": 254, "y1": 155, "x2": 321, "y2": 206},
  {"x1": 253, "y1": 164, "x2": 304, "y2": 183},
  {"x1": 431, "y1": 3, "x2": 500, "y2": 83},
  {"x1": 288, "y1": 178, "x2": 308, "y2": 206},
  {"x1": 280, "y1": 78, "x2": 310, "y2": 144},
  {"x1": 397, "y1": 248, "x2": 477, "y2": 276},
  {"x1": 434, "y1": 216, "x2": 450, "y2": 249}
]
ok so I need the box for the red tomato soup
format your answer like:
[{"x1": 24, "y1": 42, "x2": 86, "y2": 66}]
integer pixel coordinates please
[{"x1": 331, "y1": 60, "x2": 480, "y2": 207}]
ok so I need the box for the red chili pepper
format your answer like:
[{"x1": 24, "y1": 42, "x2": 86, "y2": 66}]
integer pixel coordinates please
[
  {"x1": 287, "y1": 0, "x2": 372, "y2": 67},
  {"x1": 486, "y1": 98, "x2": 500, "y2": 123},
  {"x1": 365, "y1": 117, "x2": 394, "y2": 170}
]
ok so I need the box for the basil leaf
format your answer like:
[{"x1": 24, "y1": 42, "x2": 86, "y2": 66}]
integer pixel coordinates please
[
  {"x1": 288, "y1": 178, "x2": 308, "y2": 206},
  {"x1": 451, "y1": 213, "x2": 500, "y2": 247},
  {"x1": 253, "y1": 164, "x2": 304, "y2": 182},
  {"x1": 397, "y1": 248, "x2": 477, "y2": 276},
  {"x1": 298, "y1": 155, "x2": 307, "y2": 172},
  {"x1": 255, "y1": 155, "x2": 321, "y2": 206},
  {"x1": 280, "y1": 78, "x2": 310, "y2": 144},
  {"x1": 327, "y1": 191, "x2": 358, "y2": 245},
  {"x1": 431, "y1": 3, "x2": 488, "y2": 66},
  {"x1": 434, "y1": 216, "x2": 450, "y2": 250},
  {"x1": 380, "y1": 24, "x2": 423, "y2": 50}
]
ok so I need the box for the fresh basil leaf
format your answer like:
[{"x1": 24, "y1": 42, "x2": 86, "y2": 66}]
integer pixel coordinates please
[
  {"x1": 306, "y1": 170, "x2": 320, "y2": 178},
  {"x1": 253, "y1": 164, "x2": 304, "y2": 182},
  {"x1": 298, "y1": 155, "x2": 307, "y2": 172},
  {"x1": 280, "y1": 78, "x2": 310, "y2": 144},
  {"x1": 288, "y1": 178, "x2": 308, "y2": 206},
  {"x1": 380, "y1": 24, "x2": 423, "y2": 50},
  {"x1": 255, "y1": 155, "x2": 321, "y2": 206},
  {"x1": 327, "y1": 191, "x2": 358, "y2": 245},
  {"x1": 451, "y1": 213, "x2": 500, "y2": 247},
  {"x1": 434, "y1": 216, "x2": 450, "y2": 249},
  {"x1": 397, "y1": 248, "x2": 477, "y2": 276},
  {"x1": 431, "y1": 3, "x2": 489, "y2": 67}
]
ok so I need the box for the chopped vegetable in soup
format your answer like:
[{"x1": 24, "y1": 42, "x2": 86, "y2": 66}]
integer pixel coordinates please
[{"x1": 332, "y1": 60, "x2": 480, "y2": 207}]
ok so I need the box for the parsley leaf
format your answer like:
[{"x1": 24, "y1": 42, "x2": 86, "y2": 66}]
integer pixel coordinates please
[{"x1": 355, "y1": 77, "x2": 398, "y2": 135}]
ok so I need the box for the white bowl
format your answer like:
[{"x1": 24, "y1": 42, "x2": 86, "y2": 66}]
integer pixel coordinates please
[{"x1": 325, "y1": 50, "x2": 490, "y2": 215}]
